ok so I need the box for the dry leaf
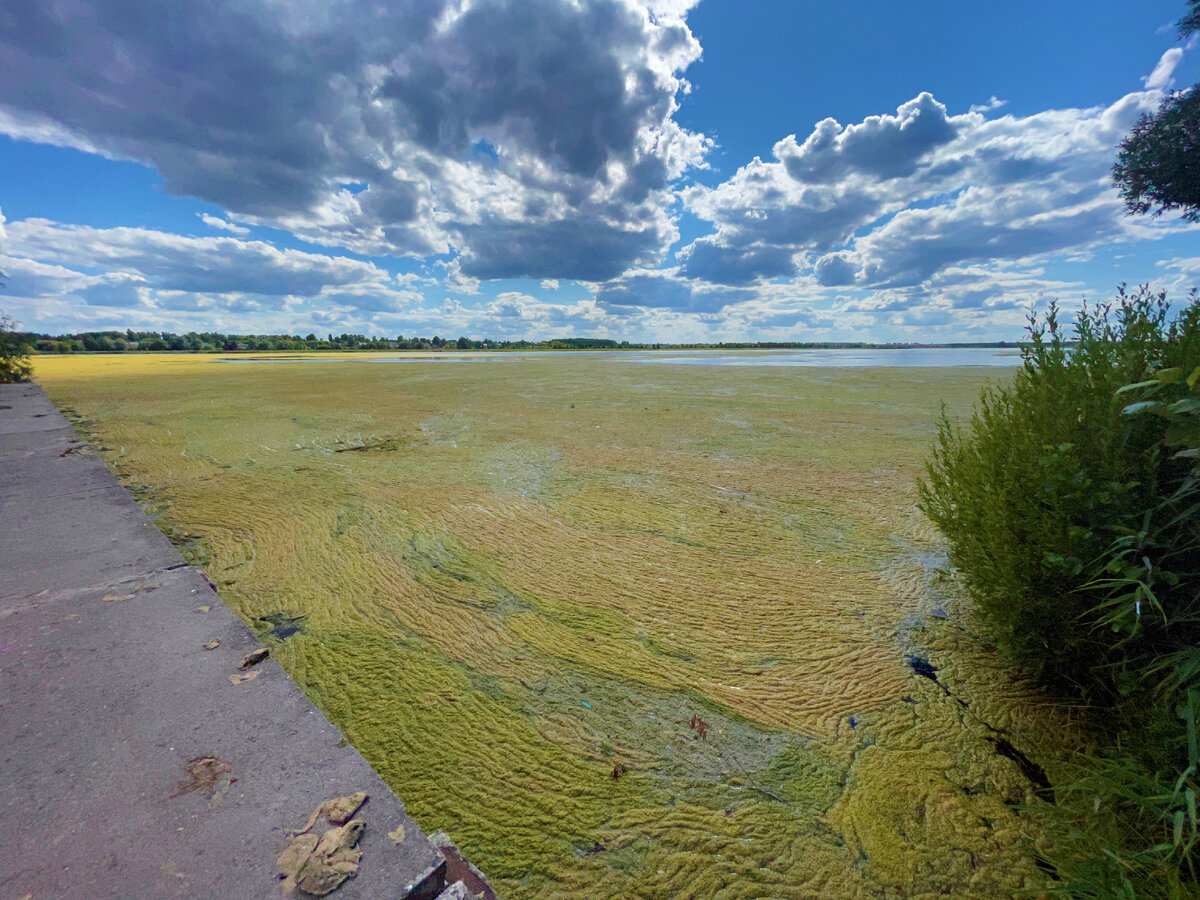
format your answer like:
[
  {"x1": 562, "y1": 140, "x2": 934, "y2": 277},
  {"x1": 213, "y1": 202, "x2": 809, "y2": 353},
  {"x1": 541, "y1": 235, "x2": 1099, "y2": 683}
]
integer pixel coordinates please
[
  {"x1": 171, "y1": 756, "x2": 233, "y2": 797},
  {"x1": 203, "y1": 640, "x2": 220, "y2": 650},
  {"x1": 388, "y1": 824, "x2": 406, "y2": 844},
  {"x1": 196, "y1": 605, "x2": 210, "y2": 613},
  {"x1": 102, "y1": 593, "x2": 126, "y2": 602},
  {"x1": 229, "y1": 670, "x2": 260, "y2": 684}
]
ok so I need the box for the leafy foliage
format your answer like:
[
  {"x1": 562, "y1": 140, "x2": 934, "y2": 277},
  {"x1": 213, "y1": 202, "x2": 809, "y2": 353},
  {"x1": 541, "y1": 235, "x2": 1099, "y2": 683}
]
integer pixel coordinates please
[
  {"x1": 1113, "y1": 0, "x2": 1200, "y2": 223},
  {"x1": 1113, "y1": 89, "x2": 1200, "y2": 222},
  {"x1": 920, "y1": 286, "x2": 1199, "y2": 696},
  {"x1": 920, "y1": 286, "x2": 1200, "y2": 896},
  {"x1": 0, "y1": 313, "x2": 33, "y2": 383},
  {"x1": 1180, "y1": 0, "x2": 1200, "y2": 38}
]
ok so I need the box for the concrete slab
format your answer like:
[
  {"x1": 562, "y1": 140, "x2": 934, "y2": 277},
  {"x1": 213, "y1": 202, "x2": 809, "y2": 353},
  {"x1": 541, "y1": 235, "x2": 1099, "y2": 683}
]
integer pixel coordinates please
[{"x1": 0, "y1": 382, "x2": 452, "y2": 900}]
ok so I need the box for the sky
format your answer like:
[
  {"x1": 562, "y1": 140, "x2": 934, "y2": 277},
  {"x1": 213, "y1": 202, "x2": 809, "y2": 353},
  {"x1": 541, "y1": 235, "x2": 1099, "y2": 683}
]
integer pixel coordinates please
[{"x1": 2, "y1": 0, "x2": 1199, "y2": 343}]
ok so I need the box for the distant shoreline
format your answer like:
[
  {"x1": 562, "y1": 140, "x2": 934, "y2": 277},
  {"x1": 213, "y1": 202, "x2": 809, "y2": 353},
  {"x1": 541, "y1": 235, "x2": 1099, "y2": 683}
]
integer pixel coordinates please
[{"x1": 28, "y1": 340, "x2": 1028, "y2": 355}]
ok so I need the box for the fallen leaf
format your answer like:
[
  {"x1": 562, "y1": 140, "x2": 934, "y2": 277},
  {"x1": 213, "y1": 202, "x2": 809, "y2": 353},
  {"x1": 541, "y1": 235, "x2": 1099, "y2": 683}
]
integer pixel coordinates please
[
  {"x1": 196, "y1": 605, "x2": 210, "y2": 613},
  {"x1": 388, "y1": 824, "x2": 406, "y2": 844},
  {"x1": 203, "y1": 640, "x2": 220, "y2": 650},
  {"x1": 102, "y1": 593, "x2": 126, "y2": 603},
  {"x1": 229, "y1": 670, "x2": 260, "y2": 684}
]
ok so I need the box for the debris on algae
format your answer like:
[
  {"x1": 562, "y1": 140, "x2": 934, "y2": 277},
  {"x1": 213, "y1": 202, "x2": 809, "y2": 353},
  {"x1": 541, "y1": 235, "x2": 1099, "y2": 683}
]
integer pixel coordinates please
[{"x1": 258, "y1": 611, "x2": 308, "y2": 641}]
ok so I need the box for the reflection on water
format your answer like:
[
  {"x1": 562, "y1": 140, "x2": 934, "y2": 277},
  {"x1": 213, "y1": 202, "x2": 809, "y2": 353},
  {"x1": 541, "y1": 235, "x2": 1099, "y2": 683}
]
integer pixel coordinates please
[{"x1": 221, "y1": 347, "x2": 1021, "y2": 368}]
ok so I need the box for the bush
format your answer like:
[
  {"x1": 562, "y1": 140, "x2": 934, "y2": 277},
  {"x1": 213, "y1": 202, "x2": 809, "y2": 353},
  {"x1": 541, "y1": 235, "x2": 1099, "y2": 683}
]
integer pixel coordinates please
[
  {"x1": 0, "y1": 313, "x2": 33, "y2": 383},
  {"x1": 918, "y1": 286, "x2": 1200, "y2": 700},
  {"x1": 919, "y1": 286, "x2": 1200, "y2": 896}
]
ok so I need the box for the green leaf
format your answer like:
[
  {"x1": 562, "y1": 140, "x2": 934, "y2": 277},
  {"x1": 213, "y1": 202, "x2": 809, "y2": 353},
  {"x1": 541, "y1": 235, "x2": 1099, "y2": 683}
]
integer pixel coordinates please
[
  {"x1": 1116, "y1": 378, "x2": 1162, "y2": 395},
  {"x1": 1156, "y1": 367, "x2": 1184, "y2": 384},
  {"x1": 1187, "y1": 365, "x2": 1200, "y2": 390},
  {"x1": 1123, "y1": 400, "x2": 1168, "y2": 416},
  {"x1": 1185, "y1": 691, "x2": 1200, "y2": 770},
  {"x1": 1167, "y1": 398, "x2": 1200, "y2": 415}
]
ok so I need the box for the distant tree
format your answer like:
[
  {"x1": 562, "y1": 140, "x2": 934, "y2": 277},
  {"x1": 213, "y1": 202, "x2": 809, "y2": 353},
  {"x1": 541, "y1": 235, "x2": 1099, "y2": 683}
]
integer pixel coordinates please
[
  {"x1": 1, "y1": 313, "x2": 33, "y2": 383},
  {"x1": 1113, "y1": 2, "x2": 1200, "y2": 220}
]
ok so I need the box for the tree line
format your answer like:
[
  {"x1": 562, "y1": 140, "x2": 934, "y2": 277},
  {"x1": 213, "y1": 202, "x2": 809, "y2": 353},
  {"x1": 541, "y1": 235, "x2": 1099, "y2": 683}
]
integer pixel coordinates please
[{"x1": 17, "y1": 328, "x2": 1019, "y2": 354}]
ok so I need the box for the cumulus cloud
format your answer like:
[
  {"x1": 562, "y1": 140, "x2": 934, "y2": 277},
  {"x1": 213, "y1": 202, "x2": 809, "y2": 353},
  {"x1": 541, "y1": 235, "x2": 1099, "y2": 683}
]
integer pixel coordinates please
[
  {"x1": 5, "y1": 220, "x2": 391, "y2": 297},
  {"x1": 540, "y1": 279, "x2": 560, "y2": 291},
  {"x1": 0, "y1": 219, "x2": 425, "y2": 328},
  {"x1": 682, "y1": 86, "x2": 1171, "y2": 292},
  {"x1": 776, "y1": 93, "x2": 959, "y2": 184},
  {"x1": 596, "y1": 268, "x2": 755, "y2": 312},
  {"x1": 0, "y1": 0, "x2": 708, "y2": 280}
]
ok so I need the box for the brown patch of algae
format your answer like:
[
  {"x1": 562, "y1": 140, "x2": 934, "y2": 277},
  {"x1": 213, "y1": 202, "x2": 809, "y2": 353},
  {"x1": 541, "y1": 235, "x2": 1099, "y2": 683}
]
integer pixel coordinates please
[{"x1": 36, "y1": 351, "x2": 1081, "y2": 897}]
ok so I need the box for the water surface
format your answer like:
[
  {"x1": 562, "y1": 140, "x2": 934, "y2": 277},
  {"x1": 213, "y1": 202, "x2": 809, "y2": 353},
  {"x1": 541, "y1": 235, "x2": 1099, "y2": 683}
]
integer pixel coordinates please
[{"x1": 221, "y1": 347, "x2": 1021, "y2": 368}]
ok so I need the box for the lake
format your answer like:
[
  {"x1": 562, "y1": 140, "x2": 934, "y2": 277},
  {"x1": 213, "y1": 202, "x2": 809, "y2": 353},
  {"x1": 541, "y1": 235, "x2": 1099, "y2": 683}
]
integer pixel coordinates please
[{"x1": 220, "y1": 347, "x2": 1022, "y2": 367}]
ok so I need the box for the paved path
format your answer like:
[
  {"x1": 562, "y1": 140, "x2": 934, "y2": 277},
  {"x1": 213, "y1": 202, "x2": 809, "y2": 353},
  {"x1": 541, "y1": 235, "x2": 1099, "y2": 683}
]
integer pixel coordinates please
[{"x1": 0, "y1": 382, "x2": 459, "y2": 900}]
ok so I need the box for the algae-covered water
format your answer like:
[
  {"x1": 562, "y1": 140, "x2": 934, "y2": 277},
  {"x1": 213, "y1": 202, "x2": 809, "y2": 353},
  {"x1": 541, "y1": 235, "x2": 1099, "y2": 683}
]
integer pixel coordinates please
[{"x1": 36, "y1": 353, "x2": 1078, "y2": 898}]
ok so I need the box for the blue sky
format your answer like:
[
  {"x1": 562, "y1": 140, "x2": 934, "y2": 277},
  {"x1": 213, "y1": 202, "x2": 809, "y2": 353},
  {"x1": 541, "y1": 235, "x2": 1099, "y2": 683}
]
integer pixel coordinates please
[{"x1": 2, "y1": 0, "x2": 1198, "y2": 342}]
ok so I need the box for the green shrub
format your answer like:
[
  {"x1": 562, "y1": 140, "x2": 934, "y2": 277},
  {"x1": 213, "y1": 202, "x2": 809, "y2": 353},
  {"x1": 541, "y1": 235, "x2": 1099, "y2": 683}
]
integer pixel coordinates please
[
  {"x1": 919, "y1": 286, "x2": 1199, "y2": 700},
  {"x1": 920, "y1": 286, "x2": 1200, "y2": 896},
  {"x1": 0, "y1": 313, "x2": 33, "y2": 383}
]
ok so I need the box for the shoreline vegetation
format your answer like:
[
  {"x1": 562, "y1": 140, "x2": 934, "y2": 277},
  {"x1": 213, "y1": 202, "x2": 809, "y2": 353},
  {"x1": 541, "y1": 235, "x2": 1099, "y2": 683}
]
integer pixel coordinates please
[
  {"x1": 921, "y1": 288, "x2": 1200, "y2": 896},
  {"x1": 20, "y1": 328, "x2": 1020, "y2": 354}
]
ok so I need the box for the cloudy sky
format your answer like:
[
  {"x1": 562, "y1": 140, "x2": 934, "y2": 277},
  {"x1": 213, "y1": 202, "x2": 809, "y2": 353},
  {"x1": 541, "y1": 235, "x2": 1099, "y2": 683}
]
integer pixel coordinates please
[{"x1": 2, "y1": 0, "x2": 1198, "y2": 342}]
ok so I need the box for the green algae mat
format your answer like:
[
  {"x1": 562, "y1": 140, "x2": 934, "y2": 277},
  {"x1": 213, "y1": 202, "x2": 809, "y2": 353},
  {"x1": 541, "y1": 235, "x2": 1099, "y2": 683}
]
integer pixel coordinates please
[{"x1": 37, "y1": 353, "x2": 1079, "y2": 898}]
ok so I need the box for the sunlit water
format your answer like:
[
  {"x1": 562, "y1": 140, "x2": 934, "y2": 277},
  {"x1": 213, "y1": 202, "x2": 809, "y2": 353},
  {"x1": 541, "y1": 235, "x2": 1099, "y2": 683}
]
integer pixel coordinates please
[{"x1": 220, "y1": 347, "x2": 1022, "y2": 367}]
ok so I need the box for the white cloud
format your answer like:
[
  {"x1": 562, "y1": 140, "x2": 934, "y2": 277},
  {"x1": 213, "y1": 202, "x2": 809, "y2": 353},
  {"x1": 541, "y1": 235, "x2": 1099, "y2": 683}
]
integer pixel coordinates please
[
  {"x1": 540, "y1": 279, "x2": 560, "y2": 290},
  {"x1": 1, "y1": 219, "x2": 428, "y2": 331},
  {"x1": 1144, "y1": 47, "x2": 1184, "y2": 90},
  {"x1": 198, "y1": 213, "x2": 250, "y2": 236},
  {"x1": 682, "y1": 88, "x2": 1170, "y2": 293},
  {"x1": 0, "y1": 0, "x2": 709, "y2": 280},
  {"x1": 969, "y1": 96, "x2": 1008, "y2": 114}
]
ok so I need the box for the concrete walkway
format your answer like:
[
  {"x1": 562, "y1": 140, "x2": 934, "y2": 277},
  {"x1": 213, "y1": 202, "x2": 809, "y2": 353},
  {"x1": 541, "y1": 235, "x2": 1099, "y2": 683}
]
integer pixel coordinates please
[{"x1": 0, "y1": 382, "x2": 473, "y2": 899}]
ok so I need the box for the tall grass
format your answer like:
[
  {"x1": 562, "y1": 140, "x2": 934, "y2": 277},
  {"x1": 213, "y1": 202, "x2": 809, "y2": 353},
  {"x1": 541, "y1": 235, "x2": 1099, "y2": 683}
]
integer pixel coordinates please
[{"x1": 919, "y1": 286, "x2": 1200, "y2": 895}]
